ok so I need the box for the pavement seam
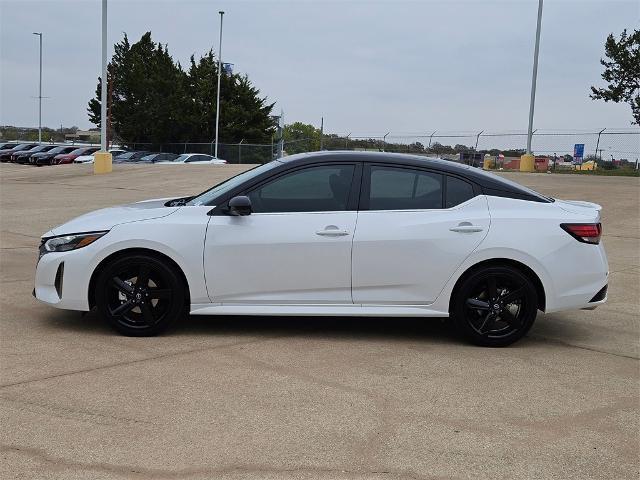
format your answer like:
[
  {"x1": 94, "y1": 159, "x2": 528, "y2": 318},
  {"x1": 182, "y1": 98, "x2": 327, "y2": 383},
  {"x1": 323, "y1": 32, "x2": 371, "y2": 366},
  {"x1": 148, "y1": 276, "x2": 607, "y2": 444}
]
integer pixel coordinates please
[
  {"x1": 529, "y1": 335, "x2": 639, "y2": 360},
  {"x1": 0, "y1": 336, "x2": 282, "y2": 390},
  {"x1": 0, "y1": 444, "x2": 434, "y2": 480}
]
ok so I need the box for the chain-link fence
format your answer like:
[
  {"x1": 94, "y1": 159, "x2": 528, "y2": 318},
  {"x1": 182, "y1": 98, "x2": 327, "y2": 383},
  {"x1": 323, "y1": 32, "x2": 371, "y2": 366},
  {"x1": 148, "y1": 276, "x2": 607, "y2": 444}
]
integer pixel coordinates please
[{"x1": 7, "y1": 128, "x2": 639, "y2": 168}]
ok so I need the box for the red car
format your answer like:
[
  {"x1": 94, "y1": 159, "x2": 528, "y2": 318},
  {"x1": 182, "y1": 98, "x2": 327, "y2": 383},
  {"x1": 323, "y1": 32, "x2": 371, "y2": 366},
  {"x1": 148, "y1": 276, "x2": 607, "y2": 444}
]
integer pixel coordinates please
[{"x1": 55, "y1": 146, "x2": 100, "y2": 165}]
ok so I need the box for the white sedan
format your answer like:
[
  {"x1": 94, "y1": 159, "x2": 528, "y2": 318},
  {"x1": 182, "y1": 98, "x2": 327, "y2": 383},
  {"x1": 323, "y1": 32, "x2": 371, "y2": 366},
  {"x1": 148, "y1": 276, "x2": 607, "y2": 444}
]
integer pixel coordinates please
[
  {"x1": 157, "y1": 153, "x2": 227, "y2": 165},
  {"x1": 73, "y1": 149, "x2": 127, "y2": 164},
  {"x1": 34, "y1": 151, "x2": 608, "y2": 346}
]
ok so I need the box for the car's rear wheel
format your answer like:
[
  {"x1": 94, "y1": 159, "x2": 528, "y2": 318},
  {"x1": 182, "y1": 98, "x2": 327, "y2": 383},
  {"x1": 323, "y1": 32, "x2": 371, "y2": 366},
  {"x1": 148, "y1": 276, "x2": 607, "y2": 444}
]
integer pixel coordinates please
[
  {"x1": 95, "y1": 254, "x2": 185, "y2": 336},
  {"x1": 452, "y1": 266, "x2": 537, "y2": 347}
]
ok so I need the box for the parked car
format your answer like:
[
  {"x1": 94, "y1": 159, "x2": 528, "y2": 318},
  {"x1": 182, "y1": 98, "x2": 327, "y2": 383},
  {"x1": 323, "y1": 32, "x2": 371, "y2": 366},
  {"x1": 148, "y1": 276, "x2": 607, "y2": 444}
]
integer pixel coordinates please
[
  {"x1": 0, "y1": 143, "x2": 38, "y2": 162},
  {"x1": 0, "y1": 142, "x2": 19, "y2": 151},
  {"x1": 55, "y1": 146, "x2": 100, "y2": 165},
  {"x1": 158, "y1": 153, "x2": 227, "y2": 164},
  {"x1": 13, "y1": 144, "x2": 60, "y2": 164},
  {"x1": 112, "y1": 151, "x2": 151, "y2": 163},
  {"x1": 138, "y1": 152, "x2": 179, "y2": 163},
  {"x1": 33, "y1": 151, "x2": 608, "y2": 346},
  {"x1": 74, "y1": 149, "x2": 127, "y2": 164},
  {"x1": 32, "y1": 145, "x2": 78, "y2": 166}
]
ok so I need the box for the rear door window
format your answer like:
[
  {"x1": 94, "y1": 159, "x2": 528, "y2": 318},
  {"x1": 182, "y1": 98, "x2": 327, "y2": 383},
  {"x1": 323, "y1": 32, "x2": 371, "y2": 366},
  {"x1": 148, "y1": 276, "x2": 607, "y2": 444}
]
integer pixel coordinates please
[{"x1": 445, "y1": 176, "x2": 475, "y2": 208}]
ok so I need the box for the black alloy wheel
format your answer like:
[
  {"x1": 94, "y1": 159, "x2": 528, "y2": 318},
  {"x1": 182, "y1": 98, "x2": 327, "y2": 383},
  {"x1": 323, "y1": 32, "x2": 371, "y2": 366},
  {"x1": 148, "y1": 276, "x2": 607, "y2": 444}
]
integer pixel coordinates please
[
  {"x1": 95, "y1": 254, "x2": 185, "y2": 336},
  {"x1": 452, "y1": 266, "x2": 538, "y2": 347}
]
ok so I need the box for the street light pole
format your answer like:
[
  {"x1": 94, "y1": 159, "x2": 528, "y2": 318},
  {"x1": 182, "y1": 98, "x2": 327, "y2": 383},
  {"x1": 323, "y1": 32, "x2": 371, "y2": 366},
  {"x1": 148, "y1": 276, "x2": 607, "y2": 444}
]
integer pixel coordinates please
[
  {"x1": 93, "y1": 0, "x2": 112, "y2": 173},
  {"x1": 100, "y1": 0, "x2": 107, "y2": 152},
  {"x1": 526, "y1": 0, "x2": 543, "y2": 155},
  {"x1": 32, "y1": 32, "x2": 42, "y2": 143},
  {"x1": 214, "y1": 11, "x2": 224, "y2": 159}
]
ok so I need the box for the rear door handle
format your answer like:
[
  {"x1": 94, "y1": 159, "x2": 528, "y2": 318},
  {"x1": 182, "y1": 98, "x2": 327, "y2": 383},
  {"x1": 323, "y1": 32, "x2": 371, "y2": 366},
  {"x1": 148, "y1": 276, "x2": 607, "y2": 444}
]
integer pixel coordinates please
[
  {"x1": 316, "y1": 225, "x2": 350, "y2": 237},
  {"x1": 450, "y1": 223, "x2": 484, "y2": 233}
]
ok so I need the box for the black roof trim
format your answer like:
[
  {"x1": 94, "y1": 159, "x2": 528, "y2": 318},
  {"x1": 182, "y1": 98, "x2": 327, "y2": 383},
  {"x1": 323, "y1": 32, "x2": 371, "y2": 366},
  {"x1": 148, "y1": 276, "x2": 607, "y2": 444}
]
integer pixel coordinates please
[{"x1": 280, "y1": 151, "x2": 552, "y2": 203}]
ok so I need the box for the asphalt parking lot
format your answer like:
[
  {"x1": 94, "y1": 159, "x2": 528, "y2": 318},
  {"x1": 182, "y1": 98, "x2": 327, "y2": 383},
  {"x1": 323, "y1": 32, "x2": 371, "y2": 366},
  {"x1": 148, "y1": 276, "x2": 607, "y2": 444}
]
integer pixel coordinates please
[{"x1": 1, "y1": 163, "x2": 638, "y2": 480}]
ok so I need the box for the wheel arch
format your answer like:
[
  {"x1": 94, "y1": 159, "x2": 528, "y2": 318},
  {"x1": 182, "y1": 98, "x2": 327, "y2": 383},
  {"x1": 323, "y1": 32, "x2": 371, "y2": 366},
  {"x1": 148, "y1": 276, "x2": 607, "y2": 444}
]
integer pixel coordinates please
[
  {"x1": 88, "y1": 247, "x2": 191, "y2": 309},
  {"x1": 449, "y1": 258, "x2": 546, "y2": 312}
]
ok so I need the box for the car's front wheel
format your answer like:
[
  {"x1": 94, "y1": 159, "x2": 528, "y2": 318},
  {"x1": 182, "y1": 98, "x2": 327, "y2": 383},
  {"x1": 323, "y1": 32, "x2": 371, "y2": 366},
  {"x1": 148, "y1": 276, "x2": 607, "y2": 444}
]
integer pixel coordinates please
[
  {"x1": 452, "y1": 266, "x2": 538, "y2": 347},
  {"x1": 95, "y1": 254, "x2": 185, "y2": 336}
]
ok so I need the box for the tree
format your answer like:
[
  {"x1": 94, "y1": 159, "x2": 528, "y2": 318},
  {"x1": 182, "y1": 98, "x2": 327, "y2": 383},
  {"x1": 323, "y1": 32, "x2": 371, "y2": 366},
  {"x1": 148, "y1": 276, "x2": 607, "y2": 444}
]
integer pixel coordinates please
[
  {"x1": 88, "y1": 33, "x2": 189, "y2": 146},
  {"x1": 283, "y1": 122, "x2": 321, "y2": 154},
  {"x1": 185, "y1": 51, "x2": 275, "y2": 143},
  {"x1": 590, "y1": 29, "x2": 640, "y2": 125},
  {"x1": 88, "y1": 33, "x2": 275, "y2": 147}
]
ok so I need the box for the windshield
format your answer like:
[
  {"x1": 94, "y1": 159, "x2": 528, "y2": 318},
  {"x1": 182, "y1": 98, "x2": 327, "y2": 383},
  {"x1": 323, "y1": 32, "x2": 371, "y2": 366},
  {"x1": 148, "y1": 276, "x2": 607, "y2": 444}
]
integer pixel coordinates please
[
  {"x1": 173, "y1": 154, "x2": 190, "y2": 162},
  {"x1": 28, "y1": 145, "x2": 49, "y2": 152},
  {"x1": 186, "y1": 161, "x2": 281, "y2": 206}
]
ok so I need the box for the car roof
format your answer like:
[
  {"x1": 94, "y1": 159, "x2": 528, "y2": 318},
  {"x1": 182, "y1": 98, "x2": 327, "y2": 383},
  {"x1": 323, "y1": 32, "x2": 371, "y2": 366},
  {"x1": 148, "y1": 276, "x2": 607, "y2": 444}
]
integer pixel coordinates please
[{"x1": 280, "y1": 151, "x2": 552, "y2": 203}]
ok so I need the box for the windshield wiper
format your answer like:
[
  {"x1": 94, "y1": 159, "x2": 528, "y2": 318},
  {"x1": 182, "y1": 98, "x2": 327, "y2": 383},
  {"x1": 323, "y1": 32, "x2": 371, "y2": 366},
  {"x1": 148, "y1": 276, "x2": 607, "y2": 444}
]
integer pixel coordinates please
[{"x1": 165, "y1": 196, "x2": 193, "y2": 207}]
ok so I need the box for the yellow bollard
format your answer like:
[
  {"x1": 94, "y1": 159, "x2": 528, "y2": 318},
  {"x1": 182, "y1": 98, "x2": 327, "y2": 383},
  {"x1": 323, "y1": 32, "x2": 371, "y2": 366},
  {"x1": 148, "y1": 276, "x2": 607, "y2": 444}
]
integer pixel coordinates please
[
  {"x1": 519, "y1": 153, "x2": 535, "y2": 172},
  {"x1": 94, "y1": 151, "x2": 112, "y2": 174}
]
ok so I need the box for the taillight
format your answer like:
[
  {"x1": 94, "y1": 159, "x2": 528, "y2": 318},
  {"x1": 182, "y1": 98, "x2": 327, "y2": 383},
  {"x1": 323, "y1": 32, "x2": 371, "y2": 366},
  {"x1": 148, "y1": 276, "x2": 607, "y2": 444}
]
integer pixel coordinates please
[{"x1": 561, "y1": 223, "x2": 602, "y2": 244}]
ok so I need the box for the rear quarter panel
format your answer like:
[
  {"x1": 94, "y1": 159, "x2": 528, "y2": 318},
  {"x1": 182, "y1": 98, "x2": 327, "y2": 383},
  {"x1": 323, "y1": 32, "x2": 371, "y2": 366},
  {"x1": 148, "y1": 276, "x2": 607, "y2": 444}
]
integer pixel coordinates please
[{"x1": 431, "y1": 196, "x2": 608, "y2": 313}]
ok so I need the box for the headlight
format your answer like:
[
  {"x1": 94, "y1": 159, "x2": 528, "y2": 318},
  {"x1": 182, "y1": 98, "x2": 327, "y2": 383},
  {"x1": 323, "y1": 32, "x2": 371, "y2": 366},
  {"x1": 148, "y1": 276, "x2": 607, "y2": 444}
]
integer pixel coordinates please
[{"x1": 39, "y1": 231, "x2": 108, "y2": 258}]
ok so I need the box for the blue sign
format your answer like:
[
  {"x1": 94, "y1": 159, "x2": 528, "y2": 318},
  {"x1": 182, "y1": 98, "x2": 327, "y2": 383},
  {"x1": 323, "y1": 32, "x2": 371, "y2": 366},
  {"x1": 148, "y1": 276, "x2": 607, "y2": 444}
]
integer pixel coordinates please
[
  {"x1": 222, "y1": 63, "x2": 233, "y2": 75},
  {"x1": 573, "y1": 144, "x2": 585, "y2": 164}
]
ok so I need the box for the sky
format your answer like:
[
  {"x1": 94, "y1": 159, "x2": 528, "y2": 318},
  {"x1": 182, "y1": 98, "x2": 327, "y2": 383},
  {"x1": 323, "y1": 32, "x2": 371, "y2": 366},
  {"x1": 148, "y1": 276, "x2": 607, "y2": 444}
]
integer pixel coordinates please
[{"x1": 1, "y1": 0, "x2": 639, "y2": 137}]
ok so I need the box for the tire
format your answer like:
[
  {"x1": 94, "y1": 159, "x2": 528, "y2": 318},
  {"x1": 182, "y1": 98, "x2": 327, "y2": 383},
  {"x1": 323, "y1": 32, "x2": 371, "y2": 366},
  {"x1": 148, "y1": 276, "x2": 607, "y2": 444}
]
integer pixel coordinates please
[
  {"x1": 95, "y1": 254, "x2": 185, "y2": 336},
  {"x1": 451, "y1": 266, "x2": 538, "y2": 347}
]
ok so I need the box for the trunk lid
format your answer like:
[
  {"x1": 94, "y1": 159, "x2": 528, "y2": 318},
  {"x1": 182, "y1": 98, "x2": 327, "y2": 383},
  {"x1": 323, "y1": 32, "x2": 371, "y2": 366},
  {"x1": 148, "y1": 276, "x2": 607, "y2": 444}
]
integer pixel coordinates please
[{"x1": 555, "y1": 199, "x2": 602, "y2": 221}]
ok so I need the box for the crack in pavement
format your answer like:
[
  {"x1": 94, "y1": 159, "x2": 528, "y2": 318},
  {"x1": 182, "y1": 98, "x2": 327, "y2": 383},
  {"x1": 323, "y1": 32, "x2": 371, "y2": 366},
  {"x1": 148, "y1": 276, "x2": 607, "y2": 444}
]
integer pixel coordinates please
[
  {"x1": 0, "y1": 336, "x2": 283, "y2": 390},
  {"x1": 1, "y1": 444, "x2": 436, "y2": 480},
  {"x1": 0, "y1": 396, "x2": 157, "y2": 427},
  {"x1": 528, "y1": 334, "x2": 639, "y2": 360},
  {"x1": 3, "y1": 180, "x2": 146, "y2": 192}
]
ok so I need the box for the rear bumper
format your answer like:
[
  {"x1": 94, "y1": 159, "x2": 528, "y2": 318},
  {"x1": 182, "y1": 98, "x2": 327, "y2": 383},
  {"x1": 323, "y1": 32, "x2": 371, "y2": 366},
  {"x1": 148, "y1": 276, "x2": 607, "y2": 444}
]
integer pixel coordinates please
[{"x1": 543, "y1": 242, "x2": 609, "y2": 313}]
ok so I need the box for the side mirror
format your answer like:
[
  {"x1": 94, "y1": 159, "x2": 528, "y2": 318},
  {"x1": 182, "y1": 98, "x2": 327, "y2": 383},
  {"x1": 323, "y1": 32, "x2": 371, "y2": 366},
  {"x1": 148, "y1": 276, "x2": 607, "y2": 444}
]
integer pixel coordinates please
[{"x1": 228, "y1": 195, "x2": 252, "y2": 216}]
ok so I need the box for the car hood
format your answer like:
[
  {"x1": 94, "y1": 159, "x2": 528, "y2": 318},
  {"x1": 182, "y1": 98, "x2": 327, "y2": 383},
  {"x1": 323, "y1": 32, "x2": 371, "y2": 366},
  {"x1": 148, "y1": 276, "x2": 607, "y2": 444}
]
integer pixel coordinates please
[
  {"x1": 46, "y1": 198, "x2": 179, "y2": 237},
  {"x1": 31, "y1": 151, "x2": 55, "y2": 158}
]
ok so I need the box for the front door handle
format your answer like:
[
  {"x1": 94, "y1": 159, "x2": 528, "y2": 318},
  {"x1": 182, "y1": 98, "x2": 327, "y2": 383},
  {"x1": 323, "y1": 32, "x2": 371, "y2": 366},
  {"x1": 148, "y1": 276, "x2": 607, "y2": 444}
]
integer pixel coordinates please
[
  {"x1": 450, "y1": 222, "x2": 484, "y2": 233},
  {"x1": 316, "y1": 225, "x2": 350, "y2": 237}
]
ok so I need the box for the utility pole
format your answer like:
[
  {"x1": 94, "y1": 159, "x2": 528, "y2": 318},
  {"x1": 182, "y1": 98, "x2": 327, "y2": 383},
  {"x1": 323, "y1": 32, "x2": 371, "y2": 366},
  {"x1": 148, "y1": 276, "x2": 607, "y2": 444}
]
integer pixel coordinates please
[
  {"x1": 319, "y1": 117, "x2": 324, "y2": 150},
  {"x1": 383, "y1": 132, "x2": 390, "y2": 152},
  {"x1": 345, "y1": 132, "x2": 351, "y2": 150},
  {"x1": 214, "y1": 11, "x2": 225, "y2": 159},
  {"x1": 32, "y1": 32, "x2": 42, "y2": 143}
]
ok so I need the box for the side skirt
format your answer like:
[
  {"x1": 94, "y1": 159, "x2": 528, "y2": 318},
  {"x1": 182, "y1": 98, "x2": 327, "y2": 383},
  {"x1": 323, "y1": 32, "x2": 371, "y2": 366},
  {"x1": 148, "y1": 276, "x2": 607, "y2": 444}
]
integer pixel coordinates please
[{"x1": 189, "y1": 304, "x2": 449, "y2": 317}]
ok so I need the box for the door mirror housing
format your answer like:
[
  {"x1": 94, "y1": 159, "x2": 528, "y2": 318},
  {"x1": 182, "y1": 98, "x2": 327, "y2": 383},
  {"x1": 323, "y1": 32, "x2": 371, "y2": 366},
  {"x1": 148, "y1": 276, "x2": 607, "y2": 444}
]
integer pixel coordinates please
[{"x1": 228, "y1": 195, "x2": 252, "y2": 216}]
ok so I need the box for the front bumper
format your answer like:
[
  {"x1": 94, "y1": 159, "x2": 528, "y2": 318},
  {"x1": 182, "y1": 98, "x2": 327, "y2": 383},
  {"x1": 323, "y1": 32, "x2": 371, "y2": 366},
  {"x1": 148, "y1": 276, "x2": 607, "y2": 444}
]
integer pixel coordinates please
[{"x1": 34, "y1": 250, "x2": 91, "y2": 311}]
